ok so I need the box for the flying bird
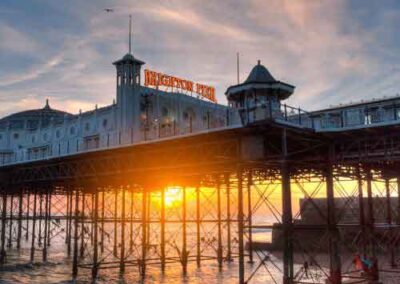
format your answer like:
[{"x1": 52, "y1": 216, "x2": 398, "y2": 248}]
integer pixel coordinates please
[{"x1": 104, "y1": 8, "x2": 114, "y2": 12}]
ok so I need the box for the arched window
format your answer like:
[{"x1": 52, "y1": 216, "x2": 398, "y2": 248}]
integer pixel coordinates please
[{"x1": 183, "y1": 108, "x2": 196, "y2": 121}]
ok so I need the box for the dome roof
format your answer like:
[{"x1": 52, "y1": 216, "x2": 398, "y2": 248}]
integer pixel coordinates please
[
  {"x1": 244, "y1": 60, "x2": 276, "y2": 84},
  {"x1": 0, "y1": 99, "x2": 71, "y2": 124}
]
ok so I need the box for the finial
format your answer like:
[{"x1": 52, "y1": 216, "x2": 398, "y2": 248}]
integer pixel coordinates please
[
  {"x1": 45, "y1": 98, "x2": 50, "y2": 109},
  {"x1": 129, "y1": 14, "x2": 132, "y2": 54},
  {"x1": 257, "y1": 60, "x2": 261, "y2": 65},
  {"x1": 236, "y1": 52, "x2": 240, "y2": 84}
]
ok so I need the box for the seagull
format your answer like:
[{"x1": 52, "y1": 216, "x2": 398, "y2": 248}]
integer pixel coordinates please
[{"x1": 104, "y1": 8, "x2": 114, "y2": 12}]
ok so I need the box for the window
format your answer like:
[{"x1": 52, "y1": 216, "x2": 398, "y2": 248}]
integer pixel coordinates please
[
  {"x1": 161, "y1": 107, "x2": 169, "y2": 117},
  {"x1": 85, "y1": 122, "x2": 90, "y2": 131},
  {"x1": 0, "y1": 134, "x2": 2, "y2": 140},
  {"x1": 27, "y1": 120, "x2": 38, "y2": 129},
  {"x1": 32, "y1": 135, "x2": 36, "y2": 143},
  {"x1": 43, "y1": 133, "x2": 48, "y2": 141},
  {"x1": 102, "y1": 119, "x2": 108, "y2": 128},
  {"x1": 56, "y1": 130, "x2": 61, "y2": 139},
  {"x1": 28, "y1": 146, "x2": 49, "y2": 160},
  {"x1": 70, "y1": 127, "x2": 75, "y2": 135},
  {"x1": 84, "y1": 135, "x2": 100, "y2": 150},
  {"x1": 183, "y1": 108, "x2": 195, "y2": 121},
  {"x1": 13, "y1": 133, "x2": 19, "y2": 139}
]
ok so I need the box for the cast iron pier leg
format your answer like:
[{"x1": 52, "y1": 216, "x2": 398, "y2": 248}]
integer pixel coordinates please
[
  {"x1": 141, "y1": 189, "x2": 147, "y2": 278},
  {"x1": 0, "y1": 193, "x2": 7, "y2": 264},
  {"x1": 326, "y1": 159, "x2": 342, "y2": 284},
  {"x1": 91, "y1": 190, "x2": 99, "y2": 282},
  {"x1": 217, "y1": 177, "x2": 223, "y2": 270},
  {"x1": 25, "y1": 193, "x2": 30, "y2": 241},
  {"x1": 113, "y1": 190, "x2": 118, "y2": 257},
  {"x1": 47, "y1": 193, "x2": 52, "y2": 247},
  {"x1": 161, "y1": 187, "x2": 166, "y2": 272},
  {"x1": 385, "y1": 178, "x2": 396, "y2": 268},
  {"x1": 282, "y1": 129, "x2": 293, "y2": 284},
  {"x1": 120, "y1": 187, "x2": 126, "y2": 274},
  {"x1": 129, "y1": 190, "x2": 133, "y2": 253},
  {"x1": 247, "y1": 171, "x2": 254, "y2": 264},
  {"x1": 101, "y1": 190, "x2": 105, "y2": 254},
  {"x1": 182, "y1": 186, "x2": 188, "y2": 275},
  {"x1": 366, "y1": 168, "x2": 379, "y2": 281},
  {"x1": 7, "y1": 194, "x2": 13, "y2": 248},
  {"x1": 68, "y1": 192, "x2": 73, "y2": 256},
  {"x1": 226, "y1": 174, "x2": 233, "y2": 262},
  {"x1": 42, "y1": 191, "x2": 49, "y2": 262},
  {"x1": 30, "y1": 191, "x2": 37, "y2": 262},
  {"x1": 80, "y1": 194, "x2": 85, "y2": 258},
  {"x1": 72, "y1": 190, "x2": 80, "y2": 279},
  {"x1": 65, "y1": 192, "x2": 69, "y2": 245},
  {"x1": 357, "y1": 167, "x2": 367, "y2": 258},
  {"x1": 238, "y1": 167, "x2": 245, "y2": 284},
  {"x1": 282, "y1": 162, "x2": 293, "y2": 284},
  {"x1": 17, "y1": 190, "x2": 23, "y2": 249},
  {"x1": 196, "y1": 185, "x2": 201, "y2": 267}
]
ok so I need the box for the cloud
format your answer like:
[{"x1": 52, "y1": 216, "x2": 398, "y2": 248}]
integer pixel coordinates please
[
  {"x1": 144, "y1": 5, "x2": 256, "y2": 42},
  {"x1": 0, "y1": 54, "x2": 63, "y2": 87},
  {"x1": 0, "y1": 22, "x2": 39, "y2": 54}
]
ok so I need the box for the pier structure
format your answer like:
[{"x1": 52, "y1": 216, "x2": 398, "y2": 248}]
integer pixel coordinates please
[
  {"x1": 1, "y1": 43, "x2": 400, "y2": 283},
  {"x1": 2, "y1": 112, "x2": 400, "y2": 283}
]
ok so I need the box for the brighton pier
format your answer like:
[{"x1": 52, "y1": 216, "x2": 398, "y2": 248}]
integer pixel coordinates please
[{"x1": 1, "y1": 42, "x2": 400, "y2": 284}]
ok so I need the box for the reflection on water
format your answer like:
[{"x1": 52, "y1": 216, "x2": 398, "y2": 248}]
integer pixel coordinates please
[
  {"x1": 0, "y1": 231, "x2": 285, "y2": 284},
  {"x1": 1, "y1": 234, "x2": 397, "y2": 283}
]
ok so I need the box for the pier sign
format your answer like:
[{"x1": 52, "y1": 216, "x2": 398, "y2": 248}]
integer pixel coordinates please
[{"x1": 144, "y1": 69, "x2": 217, "y2": 103}]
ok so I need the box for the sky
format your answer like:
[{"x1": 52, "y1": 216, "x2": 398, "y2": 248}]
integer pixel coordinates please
[{"x1": 0, "y1": 0, "x2": 399, "y2": 117}]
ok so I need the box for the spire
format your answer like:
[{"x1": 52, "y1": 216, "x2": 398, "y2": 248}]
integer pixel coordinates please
[
  {"x1": 237, "y1": 52, "x2": 240, "y2": 84},
  {"x1": 129, "y1": 14, "x2": 132, "y2": 54},
  {"x1": 44, "y1": 98, "x2": 50, "y2": 109},
  {"x1": 112, "y1": 14, "x2": 145, "y2": 66}
]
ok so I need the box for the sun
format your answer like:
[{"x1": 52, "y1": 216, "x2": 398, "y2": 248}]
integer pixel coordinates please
[
  {"x1": 152, "y1": 186, "x2": 183, "y2": 208},
  {"x1": 164, "y1": 186, "x2": 182, "y2": 207}
]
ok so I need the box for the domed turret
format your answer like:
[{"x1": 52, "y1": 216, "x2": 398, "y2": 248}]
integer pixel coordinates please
[
  {"x1": 225, "y1": 60, "x2": 295, "y2": 123},
  {"x1": 225, "y1": 60, "x2": 295, "y2": 103}
]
